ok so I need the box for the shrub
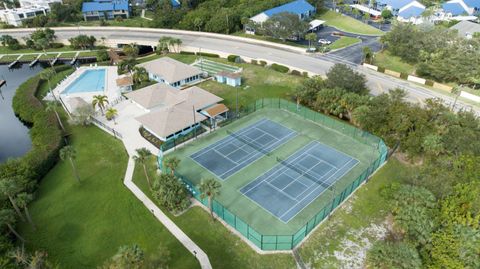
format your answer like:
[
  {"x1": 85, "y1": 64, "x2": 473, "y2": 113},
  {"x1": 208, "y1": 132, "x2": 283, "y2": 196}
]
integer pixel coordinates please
[
  {"x1": 196, "y1": 52, "x2": 219, "y2": 58},
  {"x1": 251, "y1": 59, "x2": 258, "y2": 65},
  {"x1": 11, "y1": 66, "x2": 65, "y2": 179},
  {"x1": 291, "y1": 70, "x2": 302, "y2": 76},
  {"x1": 259, "y1": 60, "x2": 267, "y2": 67},
  {"x1": 302, "y1": 71, "x2": 309, "y2": 77},
  {"x1": 227, "y1": 55, "x2": 240, "y2": 62},
  {"x1": 50, "y1": 42, "x2": 64, "y2": 49},
  {"x1": 271, "y1": 63, "x2": 289, "y2": 73},
  {"x1": 400, "y1": 72, "x2": 409, "y2": 80},
  {"x1": 377, "y1": 67, "x2": 386, "y2": 73},
  {"x1": 179, "y1": 51, "x2": 195, "y2": 55},
  {"x1": 425, "y1": 80, "x2": 434, "y2": 87}
]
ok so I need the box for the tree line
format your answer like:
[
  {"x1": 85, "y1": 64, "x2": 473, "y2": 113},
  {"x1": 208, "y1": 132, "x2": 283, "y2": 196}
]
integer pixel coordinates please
[{"x1": 294, "y1": 63, "x2": 480, "y2": 268}]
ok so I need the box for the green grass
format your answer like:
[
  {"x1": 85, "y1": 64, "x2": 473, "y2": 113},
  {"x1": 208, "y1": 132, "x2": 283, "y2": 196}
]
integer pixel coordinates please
[
  {"x1": 318, "y1": 10, "x2": 384, "y2": 36},
  {"x1": 373, "y1": 50, "x2": 415, "y2": 74},
  {"x1": 19, "y1": 125, "x2": 199, "y2": 269},
  {"x1": 36, "y1": 67, "x2": 75, "y2": 98},
  {"x1": 133, "y1": 158, "x2": 296, "y2": 269},
  {"x1": 328, "y1": 36, "x2": 362, "y2": 50},
  {"x1": 298, "y1": 158, "x2": 413, "y2": 268}
]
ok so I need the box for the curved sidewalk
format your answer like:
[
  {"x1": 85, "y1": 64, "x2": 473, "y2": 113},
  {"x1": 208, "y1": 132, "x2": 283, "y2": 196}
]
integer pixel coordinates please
[{"x1": 123, "y1": 156, "x2": 212, "y2": 269}]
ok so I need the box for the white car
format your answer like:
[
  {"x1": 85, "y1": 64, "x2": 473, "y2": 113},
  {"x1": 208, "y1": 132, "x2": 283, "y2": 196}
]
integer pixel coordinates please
[{"x1": 318, "y1": 39, "x2": 332, "y2": 45}]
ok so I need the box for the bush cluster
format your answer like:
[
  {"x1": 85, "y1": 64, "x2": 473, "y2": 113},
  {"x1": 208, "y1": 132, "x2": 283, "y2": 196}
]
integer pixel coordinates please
[{"x1": 270, "y1": 63, "x2": 289, "y2": 73}]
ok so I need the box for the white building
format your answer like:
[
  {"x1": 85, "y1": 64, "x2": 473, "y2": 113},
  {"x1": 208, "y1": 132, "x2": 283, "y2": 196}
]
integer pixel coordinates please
[
  {"x1": 137, "y1": 57, "x2": 203, "y2": 88},
  {"x1": 0, "y1": 6, "x2": 50, "y2": 26},
  {"x1": 19, "y1": 0, "x2": 62, "y2": 8}
]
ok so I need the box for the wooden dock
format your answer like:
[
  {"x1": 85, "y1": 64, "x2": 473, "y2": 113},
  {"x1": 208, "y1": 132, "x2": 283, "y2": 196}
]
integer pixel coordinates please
[
  {"x1": 29, "y1": 53, "x2": 42, "y2": 67},
  {"x1": 0, "y1": 80, "x2": 6, "y2": 88},
  {"x1": 8, "y1": 54, "x2": 23, "y2": 68},
  {"x1": 70, "y1": 51, "x2": 80, "y2": 65}
]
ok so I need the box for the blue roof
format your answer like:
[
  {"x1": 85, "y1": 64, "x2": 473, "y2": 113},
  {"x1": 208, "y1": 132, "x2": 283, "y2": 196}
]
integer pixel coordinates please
[
  {"x1": 442, "y1": 2, "x2": 468, "y2": 15},
  {"x1": 171, "y1": 0, "x2": 180, "y2": 7},
  {"x1": 464, "y1": 0, "x2": 480, "y2": 9},
  {"x1": 377, "y1": 0, "x2": 415, "y2": 10},
  {"x1": 398, "y1": 5, "x2": 425, "y2": 18},
  {"x1": 82, "y1": 0, "x2": 129, "y2": 12},
  {"x1": 263, "y1": 0, "x2": 315, "y2": 17}
]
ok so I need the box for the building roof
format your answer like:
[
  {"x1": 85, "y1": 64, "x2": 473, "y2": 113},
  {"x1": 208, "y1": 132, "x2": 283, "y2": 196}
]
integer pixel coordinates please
[
  {"x1": 309, "y1": 19, "x2": 325, "y2": 30},
  {"x1": 350, "y1": 4, "x2": 382, "y2": 16},
  {"x1": 125, "y1": 83, "x2": 184, "y2": 109},
  {"x1": 377, "y1": 0, "x2": 415, "y2": 10},
  {"x1": 216, "y1": 71, "x2": 241, "y2": 79},
  {"x1": 263, "y1": 0, "x2": 315, "y2": 17},
  {"x1": 116, "y1": 76, "x2": 133, "y2": 87},
  {"x1": 451, "y1": 20, "x2": 480, "y2": 37},
  {"x1": 82, "y1": 0, "x2": 129, "y2": 13},
  {"x1": 136, "y1": 103, "x2": 207, "y2": 139},
  {"x1": 442, "y1": 0, "x2": 472, "y2": 15},
  {"x1": 177, "y1": 86, "x2": 224, "y2": 110},
  {"x1": 171, "y1": 0, "x2": 180, "y2": 7},
  {"x1": 464, "y1": 0, "x2": 480, "y2": 9},
  {"x1": 398, "y1": 5, "x2": 425, "y2": 18},
  {"x1": 137, "y1": 57, "x2": 202, "y2": 83},
  {"x1": 203, "y1": 103, "x2": 229, "y2": 117}
]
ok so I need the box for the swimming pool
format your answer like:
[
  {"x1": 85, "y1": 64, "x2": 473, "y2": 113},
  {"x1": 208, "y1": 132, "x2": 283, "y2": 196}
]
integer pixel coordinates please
[{"x1": 62, "y1": 69, "x2": 106, "y2": 94}]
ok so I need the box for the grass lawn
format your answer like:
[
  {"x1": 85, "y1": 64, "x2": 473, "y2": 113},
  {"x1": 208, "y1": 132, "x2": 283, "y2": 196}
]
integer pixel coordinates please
[
  {"x1": 372, "y1": 51, "x2": 415, "y2": 74},
  {"x1": 36, "y1": 67, "x2": 75, "y2": 98},
  {"x1": 328, "y1": 36, "x2": 361, "y2": 50},
  {"x1": 18, "y1": 116, "x2": 199, "y2": 268},
  {"x1": 298, "y1": 158, "x2": 414, "y2": 268},
  {"x1": 132, "y1": 157, "x2": 297, "y2": 269},
  {"x1": 318, "y1": 10, "x2": 384, "y2": 36}
]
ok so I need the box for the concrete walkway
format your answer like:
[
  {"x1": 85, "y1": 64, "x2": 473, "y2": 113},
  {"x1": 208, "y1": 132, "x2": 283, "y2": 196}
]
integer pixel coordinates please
[{"x1": 123, "y1": 157, "x2": 212, "y2": 269}]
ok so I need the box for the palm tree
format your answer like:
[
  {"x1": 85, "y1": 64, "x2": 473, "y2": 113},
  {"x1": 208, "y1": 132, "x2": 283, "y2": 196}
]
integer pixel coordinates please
[
  {"x1": 40, "y1": 69, "x2": 57, "y2": 100},
  {"x1": 105, "y1": 107, "x2": 118, "y2": 124},
  {"x1": 92, "y1": 95, "x2": 109, "y2": 115},
  {"x1": 163, "y1": 156, "x2": 180, "y2": 176},
  {"x1": 0, "y1": 209, "x2": 25, "y2": 243},
  {"x1": 0, "y1": 178, "x2": 26, "y2": 221},
  {"x1": 193, "y1": 18, "x2": 203, "y2": 32},
  {"x1": 60, "y1": 145, "x2": 80, "y2": 183},
  {"x1": 305, "y1": 33, "x2": 317, "y2": 50},
  {"x1": 199, "y1": 178, "x2": 222, "y2": 219},
  {"x1": 16, "y1": 192, "x2": 35, "y2": 230},
  {"x1": 45, "y1": 101, "x2": 65, "y2": 131},
  {"x1": 132, "y1": 66, "x2": 149, "y2": 84},
  {"x1": 451, "y1": 86, "x2": 461, "y2": 111},
  {"x1": 170, "y1": 38, "x2": 182, "y2": 53},
  {"x1": 133, "y1": 148, "x2": 152, "y2": 188}
]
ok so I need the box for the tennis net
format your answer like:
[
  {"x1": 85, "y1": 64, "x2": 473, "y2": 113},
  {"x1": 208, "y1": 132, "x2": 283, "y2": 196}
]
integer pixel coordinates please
[
  {"x1": 276, "y1": 157, "x2": 331, "y2": 189},
  {"x1": 227, "y1": 130, "x2": 271, "y2": 156}
]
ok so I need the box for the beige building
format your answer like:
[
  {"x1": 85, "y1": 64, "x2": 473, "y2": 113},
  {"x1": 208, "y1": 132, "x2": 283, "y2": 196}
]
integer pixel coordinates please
[{"x1": 137, "y1": 57, "x2": 203, "y2": 88}]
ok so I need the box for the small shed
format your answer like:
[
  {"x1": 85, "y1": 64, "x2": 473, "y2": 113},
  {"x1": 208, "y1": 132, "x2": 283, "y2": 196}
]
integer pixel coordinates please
[
  {"x1": 215, "y1": 71, "x2": 242, "y2": 87},
  {"x1": 116, "y1": 76, "x2": 134, "y2": 92}
]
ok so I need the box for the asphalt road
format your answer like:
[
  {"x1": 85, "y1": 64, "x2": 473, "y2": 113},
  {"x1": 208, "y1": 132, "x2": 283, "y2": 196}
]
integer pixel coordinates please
[{"x1": 2, "y1": 27, "x2": 477, "y2": 115}]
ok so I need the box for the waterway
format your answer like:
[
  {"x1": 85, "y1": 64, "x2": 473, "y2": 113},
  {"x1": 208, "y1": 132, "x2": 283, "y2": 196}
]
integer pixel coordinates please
[{"x1": 0, "y1": 64, "x2": 44, "y2": 162}]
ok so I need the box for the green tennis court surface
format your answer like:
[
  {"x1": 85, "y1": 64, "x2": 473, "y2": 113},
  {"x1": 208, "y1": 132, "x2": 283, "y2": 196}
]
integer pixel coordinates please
[
  {"x1": 192, "y1": 59, "x2": 241, "y2": 75},
  {"x1": 165, "y1": 99, "x2": 387, "y2": 250}
]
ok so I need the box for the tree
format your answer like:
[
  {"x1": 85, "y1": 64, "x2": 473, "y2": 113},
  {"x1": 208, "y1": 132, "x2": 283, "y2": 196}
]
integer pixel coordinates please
[
  {"x1": 92, "y1": 95, "x2": 109, "y2": 115},
  {"x1": 262, "y1": 12, "x2": 309, "y2": 41},
  {"x1": 118, "y1": 58, "x2": 137, "y2": 74},
  {"x1": 59, "y1": 145, "x2": 80, "y2": 183},
  {"x1": 199, "y1": 178, "x2": 222, "y2": 219},
  {"x1": 152, "y1": 174, "x2": 190, "y2": 213},
  {"x1": 381, "y1": 9, "x2": 393, "y2": 21},
  {"x1": 132, "y1": 66, "x2": 149, "y2": 85},
  {"x1": 133, "y1": 148, "x2": 152, "y2": 188},
  {"x1": 122, "y1": 43, "x2": 139, "y2": 58},
  {"x1": 193, "y1": 17, "x2": 203, "y2": 31},
  {"x1": 326, "y1": 64, "x2": 368, "y2": 94},
  {"x1": 362, "y1": 12, "x2": 370, "y2": 23},
  {"x1": 362, "y1": 46, "x2": 373, "y2": 64},
  {"x1": 0, "y1": 177, "x2": 25, "y2": 222},
  {"x1": 96, "y1": 49, "x2": 109, "y2": 62},
  {"x1": 70, "y1": 104, "x2": 94, "y2": 126},
  {"x1": 163, "y1": 156, "x2": 180, "y2": 175},
  {"x1": 0, "y1": 209, "x2": 25, "y2": 243},
  {"x1": 15, "y1": 192, "x2": 35, "y2": 230},
  {"x1": 157, "y1": 36, "x2": 173, "y2": 54},
  {"x1": 40, "y1": 68, "x2": 57, "y2": 98},
  {"x1": 305, "y1": 32, "x2": 317, "y2": 50},
  {"x1": 100, "y1": 245, "x2": 144, "y2": 269},
  {"x1": 450, "y1": 86, "x2": 461, "y2": 111},
  {"x1": 105, "y1": 108, "x2": 118, "y2": 124},
  {"x1": 294, "y1": 75, "x2": 325, "y2": 106},
  {"x1": 68, "y1": 35, "x2": 96, "y2": 50},
  {"x1": 45, "y1": 101, "x2": 65, "y2": 132}
]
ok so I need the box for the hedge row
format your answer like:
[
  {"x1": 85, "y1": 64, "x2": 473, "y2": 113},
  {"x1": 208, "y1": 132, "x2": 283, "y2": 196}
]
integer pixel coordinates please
[
  {"x1": 270, "y1": 63, "x2": 289, "y2": 73},
  {"x1": 196, "y1": 52, "x2": 220, "y2": 58},
  {"x1": 11, "y1": 65, "x2": 67, "y2": 178},
  {"x1": 227, "y1": 54, "x2": 240, "y2": 62}
]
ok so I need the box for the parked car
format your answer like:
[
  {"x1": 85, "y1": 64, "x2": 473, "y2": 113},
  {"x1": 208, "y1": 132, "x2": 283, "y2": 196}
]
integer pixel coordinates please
[
  {"x1": 331, "y1": 31, "x2": 344, "y2": 36},
  {"x1": 318, "y1": 39, "x2": 331, "y2": 45}
]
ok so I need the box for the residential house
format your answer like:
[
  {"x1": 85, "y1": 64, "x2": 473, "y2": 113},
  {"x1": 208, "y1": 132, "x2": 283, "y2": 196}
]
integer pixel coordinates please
[
  {"x1": 451, "y1": 20, "x2": 480, "y2": 39},
  {"x1": 0, "y1": 6, "x2": 50, "y2": 26},
  {"x1": 442, "y1": 0, "x2": 475, "y2": 16},
  {"x1": 82, "y1": 0, "x2": 130, "y2": 21},
  {"x1": 137, "y1": 57, "x2": 203, "y2": 88},
  {"x1": 19, "y1": 0, "x2": 62, "y2": 8},
  {"x1": 246, "y1": 0, "x2": 316, "y2": 34},
  {"x1": 374, "y1": 0, "x2": 426, "y2": 23},
  {"x1": 125, "y1": 83, "x2": 227, "y2": 141}
]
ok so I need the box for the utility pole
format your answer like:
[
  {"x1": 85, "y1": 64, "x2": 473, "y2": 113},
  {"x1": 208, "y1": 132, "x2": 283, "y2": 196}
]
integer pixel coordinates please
[
  {"x1": 192, "y1": 105, "x2": 197, "y2": 139},
  {"x1": 236, "y1": 86, "x2": 239, "y2": 118}
]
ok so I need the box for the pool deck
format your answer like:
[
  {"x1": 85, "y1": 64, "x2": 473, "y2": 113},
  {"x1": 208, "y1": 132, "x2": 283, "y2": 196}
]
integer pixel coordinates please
[{"x1": 48, "y1": 66, "x2": 122, "y2": 113}]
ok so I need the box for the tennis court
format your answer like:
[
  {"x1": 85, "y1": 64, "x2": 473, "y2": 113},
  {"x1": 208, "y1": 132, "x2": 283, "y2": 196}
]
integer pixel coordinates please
[
  {"x1": 192, "y1": 59, "x2": 241, "y2": 75},
  {"x1": 240, "y1": 141, "x2": 359, "y2": 222},
  {"x1": 190, "y1": 118, "x2": 297, "y2": 180}
]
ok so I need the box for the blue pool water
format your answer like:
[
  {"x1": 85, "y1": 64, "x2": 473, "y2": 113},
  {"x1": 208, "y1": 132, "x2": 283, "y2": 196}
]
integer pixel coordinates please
[{"x1": 62, "y1": 69, "x2": 105, "y2": 94}]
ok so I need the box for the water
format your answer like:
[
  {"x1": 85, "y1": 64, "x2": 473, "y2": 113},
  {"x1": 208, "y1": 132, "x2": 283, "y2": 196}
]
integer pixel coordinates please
[
  {"x1": 0, "y1": 64, "x2": 44, "y2": 162},
  {"x1": 62, "y1": 69, "x2": 105, "y2": 94}
]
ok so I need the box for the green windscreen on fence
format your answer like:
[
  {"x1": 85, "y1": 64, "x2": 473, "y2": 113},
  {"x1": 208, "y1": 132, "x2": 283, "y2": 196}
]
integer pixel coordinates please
[{"x1": 159, "y1": 98, "x2": 388, "y2": 251}]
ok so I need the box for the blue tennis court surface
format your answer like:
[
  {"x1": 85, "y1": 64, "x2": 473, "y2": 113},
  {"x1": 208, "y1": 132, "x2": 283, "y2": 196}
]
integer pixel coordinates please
[
  {"x1": 240, "y1": 141, "x2": 359, "y2": 223},
  {"x1": 190, "y1": 118, "x2": 296, "y2": 180}
]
